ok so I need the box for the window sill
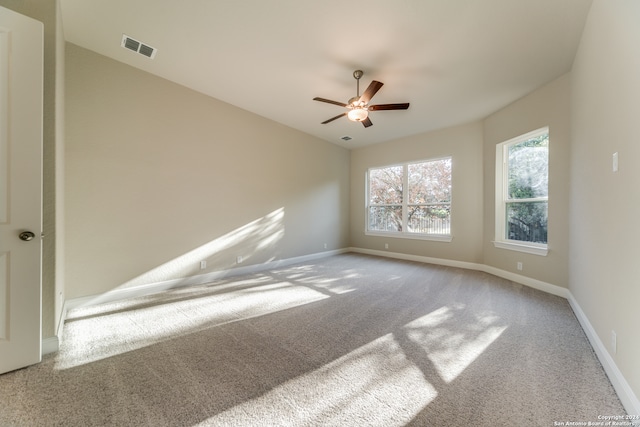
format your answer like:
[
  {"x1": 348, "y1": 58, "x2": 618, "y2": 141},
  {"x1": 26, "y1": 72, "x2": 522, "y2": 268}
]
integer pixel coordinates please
[
  {"x1": 493, "y1": 240, "x2": 548, "y2": 256},
  {"x1": 366, "y1": 231, "x2": 453, "y2": 243}
]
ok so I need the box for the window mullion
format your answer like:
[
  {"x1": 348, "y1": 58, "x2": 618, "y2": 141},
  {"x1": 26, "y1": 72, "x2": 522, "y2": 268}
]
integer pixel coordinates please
[{"x1": 506, "y1": 197, "x2": 548, "y2": 203}]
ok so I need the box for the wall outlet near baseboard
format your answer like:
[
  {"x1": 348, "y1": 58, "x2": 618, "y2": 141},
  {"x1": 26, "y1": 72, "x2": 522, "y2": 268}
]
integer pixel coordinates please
[
  {"x1": 200, "y1": 260, "x2": 207, "y2": 270},
  {"x1": 517, "y1": 262, "x2": 523, "y2": 271},
  {"x1": 237, "y1": 255, "x2": 243, "y2": 264},
  {"x1": 384, "y1": 243, "x2": 389, "y2": 250}
]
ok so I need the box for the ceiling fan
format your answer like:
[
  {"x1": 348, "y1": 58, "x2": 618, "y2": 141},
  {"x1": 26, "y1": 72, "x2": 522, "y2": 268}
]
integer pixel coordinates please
[{"x1": 313, "y1": 70, "x2": 410, "y2": 128}]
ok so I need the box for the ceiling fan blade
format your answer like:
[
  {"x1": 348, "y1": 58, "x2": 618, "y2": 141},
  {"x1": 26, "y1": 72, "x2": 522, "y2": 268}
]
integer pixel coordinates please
[
  {"x1": 321, "y1": 112, "x2": 347, "y2": 124},
  {"x1": 368, "y1": 103, "x2": 410, "y2": 111},
  {"x1": 313, "y1": 97, "x2": 348, "y2": 108},
  {"x1": 359, "y1": 80, "x2": 384, "y2": 104},
  {"x1": 361, "y1": 117, "x2": 373, "y2": 128}
]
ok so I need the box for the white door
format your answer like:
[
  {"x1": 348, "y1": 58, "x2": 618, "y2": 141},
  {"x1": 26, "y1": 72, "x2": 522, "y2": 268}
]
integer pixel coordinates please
[{"x1": 0, "y1": 6, "x2": 43, "y2": 374}]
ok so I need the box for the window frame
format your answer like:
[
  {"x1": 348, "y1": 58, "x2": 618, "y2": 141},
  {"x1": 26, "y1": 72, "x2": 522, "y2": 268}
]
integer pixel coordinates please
[
  {"x1": 494, "y1": 127, "x2": 549, "y2": 256},
  {"x1": 365, "y1": 156, "x2": 453, "y2": 242}
]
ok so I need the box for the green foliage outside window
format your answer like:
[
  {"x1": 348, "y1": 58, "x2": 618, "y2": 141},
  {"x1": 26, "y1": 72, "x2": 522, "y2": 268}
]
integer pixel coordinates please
[
  {"x1": 506, "y1": 133, "x2": 548, "y2": 244},
  {"x1": 368, "y1": 158, "x2": 451, "y2": 235}
]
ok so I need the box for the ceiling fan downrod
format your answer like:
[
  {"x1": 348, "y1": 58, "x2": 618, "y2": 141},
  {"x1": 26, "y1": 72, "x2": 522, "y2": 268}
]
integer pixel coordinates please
[{"x1": 353, "y1": 70, "x2": 364, "y2": 99}]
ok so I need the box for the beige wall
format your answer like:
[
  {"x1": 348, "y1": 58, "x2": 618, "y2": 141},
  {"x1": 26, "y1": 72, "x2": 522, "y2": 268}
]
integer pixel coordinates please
[
  {"x1": 350, "y1": 121, "x2": 484, "y2": 263},
  {"x1": 65, "y1": 44, "x2": 350, "y2": 299},
  {"x1": 482, "y1": 74, "x2": 571, "y2": 287},
  {"x1": 0, "y1": 0, "x2": 64, "y2": 339},
  {"x1": 570, "y1": 0, "x2": 640, "y2": 399},
  {"x1": 6, "y1": 1, "x2": 639, "y2": 403}
]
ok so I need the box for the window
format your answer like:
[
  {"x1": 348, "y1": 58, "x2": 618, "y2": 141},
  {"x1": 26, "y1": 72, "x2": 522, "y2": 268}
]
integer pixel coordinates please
[
  {"x1": 366, "y1": 157, "x2": 452, "y2": 241},
  {"x1": 494, "y1": 127, "x2": 549, "y2": 255}
]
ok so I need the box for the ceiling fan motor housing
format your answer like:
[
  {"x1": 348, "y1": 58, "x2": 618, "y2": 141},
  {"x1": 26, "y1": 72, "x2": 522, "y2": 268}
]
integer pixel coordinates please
[{"x1": 348, "y1": 96, "x2": 365, "y2": 107}]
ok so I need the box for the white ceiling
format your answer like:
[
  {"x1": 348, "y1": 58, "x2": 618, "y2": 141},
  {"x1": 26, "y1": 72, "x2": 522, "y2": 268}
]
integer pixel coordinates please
[{"x1": 59, "y1": 0, "x2": 593, "y2": 149}]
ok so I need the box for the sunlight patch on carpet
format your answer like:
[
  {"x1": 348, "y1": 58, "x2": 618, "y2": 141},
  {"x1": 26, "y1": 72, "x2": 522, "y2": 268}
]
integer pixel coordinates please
[
  {"x1": 57, "y1": 280, "x2": 330, "y2": 370},
  {"x1": 197, "y1": 333, "x2": 437, "y2": 426},
  {"x1": 403, "y1": 305, "x2": 507, "y2": 383}
]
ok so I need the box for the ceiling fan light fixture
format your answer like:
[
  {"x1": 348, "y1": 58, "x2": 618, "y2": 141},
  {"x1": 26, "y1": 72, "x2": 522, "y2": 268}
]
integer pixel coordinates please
[{"x1": 348, "y1": 107, "x2": 369, "y2": 122}]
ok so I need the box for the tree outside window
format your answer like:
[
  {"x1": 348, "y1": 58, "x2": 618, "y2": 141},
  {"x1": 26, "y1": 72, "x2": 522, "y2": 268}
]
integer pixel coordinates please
[
  {"x1": 495, "y1": 127, "x2": 549, "y2": 254},
  {"x1": 506, "y1": 133, "x2": 548, "y2": 244},
  {"x1": 367, "y1": 158, "x2": 452, "y2": 238}
]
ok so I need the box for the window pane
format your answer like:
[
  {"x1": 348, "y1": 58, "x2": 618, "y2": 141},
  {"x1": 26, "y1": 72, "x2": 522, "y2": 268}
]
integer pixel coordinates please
[
  {"x1": 508, "y1": 134, "x2": 548, "y2": 199},
  {"x1": 367, "y1": 158, "x2": 452, "y2": 237},
  {"x1": 506, "y1": 201, "x2": 547, "y2": 244},
  {"x1": 368, "y1": 206, "x2": 403, "y2": 232},
  {"x1": 369, "y1": 166, "x2": 403, "y2": 205},
  {"x1": 407, "y1": 205, "x2": 450, "y2": 234},
  {"x1": 408, "y1": 159, "x2": 452, "y2": 204}
]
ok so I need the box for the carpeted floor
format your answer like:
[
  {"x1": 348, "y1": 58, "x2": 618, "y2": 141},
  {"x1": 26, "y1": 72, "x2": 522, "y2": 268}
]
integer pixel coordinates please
[{"x1": 0, "y1": 253, "x2": 626, "y2": 426}]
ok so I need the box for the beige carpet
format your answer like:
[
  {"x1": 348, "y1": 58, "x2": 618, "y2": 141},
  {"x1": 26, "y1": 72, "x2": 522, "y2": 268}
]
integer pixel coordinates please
[{"x1": 0, "y1": 253, "x2": 626, "y2": 426}]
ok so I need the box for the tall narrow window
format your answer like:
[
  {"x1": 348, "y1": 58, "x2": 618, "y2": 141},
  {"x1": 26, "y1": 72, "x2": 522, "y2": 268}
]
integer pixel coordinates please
[
  {"x1": 495, "y1": 127, "x2": 549, "y2": 255},
  {"x1": 367, "y1": 157, "x2": 452, "y2": 241}
]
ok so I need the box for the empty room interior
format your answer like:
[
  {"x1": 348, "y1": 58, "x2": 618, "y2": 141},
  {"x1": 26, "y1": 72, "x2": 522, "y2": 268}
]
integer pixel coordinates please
[{"x1": 1, "y1": 0, "x2": 639, "y2": 425}]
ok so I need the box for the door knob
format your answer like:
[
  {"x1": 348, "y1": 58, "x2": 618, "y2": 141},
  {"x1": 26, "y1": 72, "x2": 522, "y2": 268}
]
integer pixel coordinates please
[{"x1": 19, "y1": 231, "x2": 35, "y2": 241}]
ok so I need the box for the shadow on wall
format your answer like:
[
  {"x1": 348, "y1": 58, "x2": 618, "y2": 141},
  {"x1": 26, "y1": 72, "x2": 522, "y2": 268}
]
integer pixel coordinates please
[{"x1": 76, "y1": 208, "x2": 285, "y2": 307}]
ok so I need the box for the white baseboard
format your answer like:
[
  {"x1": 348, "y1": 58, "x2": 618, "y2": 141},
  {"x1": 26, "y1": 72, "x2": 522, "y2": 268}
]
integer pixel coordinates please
[
  {"x1": 349, "y1": 247, "x2": 638, "y2": 415},
  {"x1": 480, "y1": 264, "x2": 569, "y2": 298},
  {"x1": 349, "y1": 247, "x2": 570, "y2": 298},
  {"x1": 40, "y1": 298, "x2": 71, "y2": 357},
  {"x1": 349, "y1": 247, "x2": 483, "y2": 271},
  {"x1": 59, "y1": 246, "x2": 639, "y2": 416},
  {"x1": 65, "y1": 248, "x2": 348, "y2": 311},
  {"x1": 567, "y1": 294, "x2": 640, "y2": 417},
  {"x1": 42, "y1": 336, "x2": 59, "y2": 355}
]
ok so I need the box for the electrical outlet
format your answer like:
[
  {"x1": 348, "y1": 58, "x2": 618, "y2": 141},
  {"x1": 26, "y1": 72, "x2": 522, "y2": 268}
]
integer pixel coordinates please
[
  {"x1": 613, "y1": 152, "x2": 619, "y2": 172},
  {"x1": 200, "y1": 261, "x2": 207, "y2": 270},
  {"x1": 237, "y1": 255, "x2": 243, "y2": 264},
  {"x1": 384, "y1": 243, "x2": 389, "y2": 250},
  {"x1": 611, "y1": 330, "x2": 617, "y2": 354},
  {"x1": 517, "y1": 262, "x2": 523, "y2": 271},
  {"x1": 324, "y1": 243, "x2": 328, "y2": 249}
]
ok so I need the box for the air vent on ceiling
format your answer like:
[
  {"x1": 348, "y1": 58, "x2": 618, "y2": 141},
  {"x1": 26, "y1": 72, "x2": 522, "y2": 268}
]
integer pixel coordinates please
[
  {"x1": 121, "y1": 34, "x2": 157, "y2": 59},
  {"x1": 341, "y1": 136, "x2": 353, "y2": 141}
]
